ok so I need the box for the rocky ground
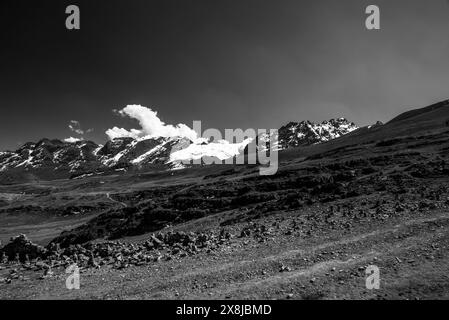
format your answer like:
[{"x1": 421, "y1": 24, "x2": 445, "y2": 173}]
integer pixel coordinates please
[
  {"x1": 1, "y1": 113, "x2": 449, "y2": 299},
  {"x1": 1, "y1": 173, "x2": 449, "y2": 298},
  {"x1": 1, "y1": 201, "x2": 449, "y2": 299}
]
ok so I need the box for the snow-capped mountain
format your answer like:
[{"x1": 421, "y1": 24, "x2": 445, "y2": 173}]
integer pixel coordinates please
[
  {"x1": 0, "y1": 118, "x2": 358, "y2": 182},
  {"x1": 0, "y1": 137, "x2": 181, "y2": 181},
  {"x1": 0, "y1": 135, "x2": 253, "y2": 181},
  {"x1": 278, "y1": 118, "x2": 358, "y2": 149}
]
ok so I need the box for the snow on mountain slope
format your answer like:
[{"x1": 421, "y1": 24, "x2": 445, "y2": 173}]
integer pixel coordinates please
[
  {"x1": 0, "y1": 117, "x2": 358, "y2": 181},
  {"x1": 278, "y1": 118, "x2": 358, "y2": 149},
  {"x1": 131, "y1": 145, "x2": 164, "y2": 164},
  {"x1": 169, "y1": 138, "x2": 253, "y2": 163}
]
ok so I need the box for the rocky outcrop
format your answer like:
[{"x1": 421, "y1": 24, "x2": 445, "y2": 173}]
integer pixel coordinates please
[
  {"x1": 0, "y1": 234, "x2": 47, "y2": 262},
  {"x1": 278, "y1": 118, "x2": 358, "y2": 149}
]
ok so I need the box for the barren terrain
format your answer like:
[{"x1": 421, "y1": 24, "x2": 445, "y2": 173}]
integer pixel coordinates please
[{"x1": 1, "y1": 101, "x2": 449, "y2": 299}]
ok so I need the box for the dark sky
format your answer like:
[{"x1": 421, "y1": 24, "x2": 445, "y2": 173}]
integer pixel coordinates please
[{"x1": 1, "y1": 0, "x2": 449, "y2": 150}]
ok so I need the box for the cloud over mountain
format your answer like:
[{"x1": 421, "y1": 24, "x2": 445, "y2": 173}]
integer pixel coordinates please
[
  {"x1": 68, "y1": 120, "x2": 93, "y2": 137},
  {"x1": 105, "y1": 105, "x2": 198, "y2": 141},
  {"x1": 64, "y1": 137, "x2": 83, "y2": 143},
  {"x1": 69, "y1": 120, "x2": 84, "y2": 135}
]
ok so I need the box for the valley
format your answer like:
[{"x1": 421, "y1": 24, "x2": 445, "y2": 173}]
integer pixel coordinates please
[{"x1": 1, "y1": 100, "x2": 449, "y2": 299}]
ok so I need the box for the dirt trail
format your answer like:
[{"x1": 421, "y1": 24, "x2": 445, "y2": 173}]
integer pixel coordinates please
[
  {"x1": 119, "y1": 211, "x2": 449, "y2": 300},
  {"x1": 172, "y1": 213, "x2": 449, "y2": 280},
  {"x1": 165, "y1": 212, "x2": 449, "y2": 299},
  {"x1": 1, "y1": 210, "x2": 449, "y2": 300},
  {"x1": 105, "y1": 192, "x2": 127, "y2": 208}
]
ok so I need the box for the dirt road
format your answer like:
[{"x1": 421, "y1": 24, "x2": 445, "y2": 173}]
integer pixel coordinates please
[{"x1": 2, "y1": 209, "x2": 448, "y2": 300}]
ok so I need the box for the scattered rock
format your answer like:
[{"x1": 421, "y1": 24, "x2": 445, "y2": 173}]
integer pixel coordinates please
[
  {"x1": 280, "y1": 265, "x2": 291, "y2": 272},
  {"x1": 0, "y1": 234, "x2": 47, "y2": 262}
]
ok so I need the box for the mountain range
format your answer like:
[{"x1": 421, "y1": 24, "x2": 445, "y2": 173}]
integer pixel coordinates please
[
  {"x1": 2, "y1": 99, "x2": 449, "y2": 300},
  {"x1": 0, "y1": 118, "x2": 359, "y2": 183}
]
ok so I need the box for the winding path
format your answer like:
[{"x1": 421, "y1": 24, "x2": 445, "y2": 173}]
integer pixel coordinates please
[{"x1": 106, "y1": 192, "x2": 128, "y2": 208}]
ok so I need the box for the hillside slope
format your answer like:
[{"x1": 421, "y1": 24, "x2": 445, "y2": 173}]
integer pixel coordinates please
[
  {"x1": 280, "y1": 99, "x2": 449, "y2": 161},
  {"x1": 2, "y1": 99, "x2": 449, "y2": 299}
]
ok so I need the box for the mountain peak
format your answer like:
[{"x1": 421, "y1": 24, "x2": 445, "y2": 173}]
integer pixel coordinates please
[
  {"x1": 0, "y1": 117, "x2": 359, "y2": 182},
  {"x1": 278, "y1": 118, "x2": 358, "y2": 149}
]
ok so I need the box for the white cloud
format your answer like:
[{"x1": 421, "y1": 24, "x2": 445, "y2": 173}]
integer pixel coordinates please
[
  {"x1": 64, "y1": 137, "x2": 83, "y2": 143},
  {"x1": 105, "y1": 105, "x2": 198, "y2": 141},
  {"x1": 105, "y1": 127, "x2": 141, "y2": 140},
  {"x1": 68, "y1": 120, "x2": 93, "y2": 136},
  {"x1": 69, "y1": 120, "x2": 84, "y2": 135}
]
